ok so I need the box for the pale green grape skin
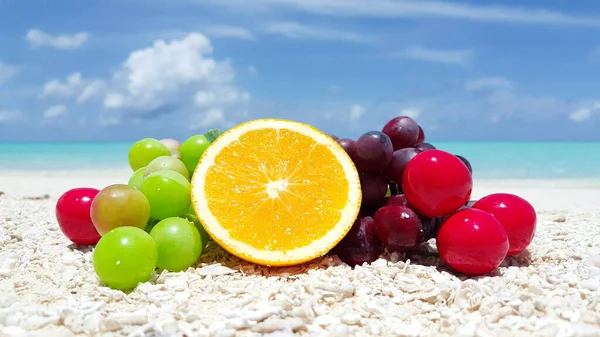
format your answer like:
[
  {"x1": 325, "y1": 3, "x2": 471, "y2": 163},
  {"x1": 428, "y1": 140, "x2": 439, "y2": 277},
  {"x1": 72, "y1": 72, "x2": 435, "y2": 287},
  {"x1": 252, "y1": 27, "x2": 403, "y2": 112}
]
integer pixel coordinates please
[
  {"x1": 90, "y1": 184, "x2": 151, "y2": 235},
  {"x1": 128, "y1": 138, "x2": 171, "y2": 171},
  {"x1": 140, "y1": 170, "x2": 191, "y2": 220},
  {"x1": 159, "y1": 138, "x2": 182, "y2": 159},
  {"x1": 128, "y1": 167, "x2": 146, "y2": 189},
  {"x1": 149, "y1": 217, "x2": 202, "y2": 272},
  {"x1": 93, "y1": 226, "x2": 157, "y2": 291},
  {"x1": 180, "y1": 135, "x2": 210, "y2": 176},
  {"x1": 144, "y1": 156, "x2": 190, "y2": 181},
  {"x1": 182, "y1": 213, "x2": 210, "y2": 248}
]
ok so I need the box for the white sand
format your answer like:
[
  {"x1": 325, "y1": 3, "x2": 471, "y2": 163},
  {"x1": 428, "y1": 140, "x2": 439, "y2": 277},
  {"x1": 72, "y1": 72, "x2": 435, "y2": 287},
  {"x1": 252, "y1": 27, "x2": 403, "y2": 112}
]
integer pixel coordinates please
[{"x1": 1, "y1": 170, "x2": 600, "y2": 337}]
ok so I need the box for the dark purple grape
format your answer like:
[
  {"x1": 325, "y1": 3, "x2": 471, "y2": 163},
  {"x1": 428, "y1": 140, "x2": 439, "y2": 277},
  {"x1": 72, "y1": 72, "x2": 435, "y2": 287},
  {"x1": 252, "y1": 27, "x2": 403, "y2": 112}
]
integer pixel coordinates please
[
  {"x1": 336, "y1": 138, "x2": 357, "y2": 162},
  {"x1": 388, "y1": 182, "x2": 399, "y2": 195},
  {"x1": 386, "y1": 194, "x2": 408, "y2": 206},
  {"x1": 456, "y1": 155, "x2": 472, "y2": 175},
  {"x1": 383, "y1": 148, "x2": 421, "y2": 185},
  {"x1": 354, "y1": 131, "x2": 393, "y2": 172},
  {"x1": 359, "y1": 172, "x2": 388, "y2": 209},
  {"x1": 414, "y1": 142, "x2": 436, "y2": 151},
  {"x1": 328, "y1": 134, "x2": 339, "y2": 140},
  {"x1": 382, "y1": 116, "x2": 420, "y2": 151},
  {"x1": 420, "y1": 215, "x2": 441, "y2": 242},
  {"x1": 333, "y1": 216, "x2": 381, "y2": 266},
  {"x1": 416, "y1": 125, "x2": 425, "y2": 144},
  {"x1": 373, "y1": 205, "x2": 422, "y2": 252}
]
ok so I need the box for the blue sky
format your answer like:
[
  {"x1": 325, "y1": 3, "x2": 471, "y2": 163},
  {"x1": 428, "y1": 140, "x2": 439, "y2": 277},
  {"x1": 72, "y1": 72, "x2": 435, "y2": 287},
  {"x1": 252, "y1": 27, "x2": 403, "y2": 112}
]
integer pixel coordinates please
[{"x1": 1, "y1": 0, "x2": 600, "y2": 142}]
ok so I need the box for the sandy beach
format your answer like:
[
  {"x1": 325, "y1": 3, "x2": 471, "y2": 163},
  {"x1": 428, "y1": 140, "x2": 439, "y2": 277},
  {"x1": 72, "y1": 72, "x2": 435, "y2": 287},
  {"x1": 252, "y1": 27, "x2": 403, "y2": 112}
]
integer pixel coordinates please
[{"x1": 1, "y1": 170, "x2": 600, "y2": 337}]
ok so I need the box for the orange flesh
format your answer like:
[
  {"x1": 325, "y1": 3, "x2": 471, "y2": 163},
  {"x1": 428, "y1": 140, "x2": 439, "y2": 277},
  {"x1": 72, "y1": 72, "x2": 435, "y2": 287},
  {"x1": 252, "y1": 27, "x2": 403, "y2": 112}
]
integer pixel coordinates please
[{"x1": 203, "y1": 128, "x2": 349, "y2": 252}]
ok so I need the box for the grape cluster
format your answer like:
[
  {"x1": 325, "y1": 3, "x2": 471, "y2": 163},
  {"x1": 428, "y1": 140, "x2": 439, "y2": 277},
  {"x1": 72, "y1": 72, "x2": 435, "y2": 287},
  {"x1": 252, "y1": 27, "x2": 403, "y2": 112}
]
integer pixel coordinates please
[
  {"x1": 55, "y1": 130, "x2": 222, "y2": 290},
  {"x1": 330, "y1": 116, "x2": 537, "y2": 276}
]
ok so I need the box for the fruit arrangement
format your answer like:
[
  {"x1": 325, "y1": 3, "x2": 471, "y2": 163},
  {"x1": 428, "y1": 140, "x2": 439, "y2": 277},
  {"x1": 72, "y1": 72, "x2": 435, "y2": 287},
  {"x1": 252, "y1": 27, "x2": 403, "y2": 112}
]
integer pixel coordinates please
[
  {"x1": 54, "y1": 117, "x2": 537, "y2": 291},
  {"x1": 330, "y1": 116, "x2": 537, "y2": 276},
  {"x1": 56, "y1": 131, "x2": 220, "y2": 290}
]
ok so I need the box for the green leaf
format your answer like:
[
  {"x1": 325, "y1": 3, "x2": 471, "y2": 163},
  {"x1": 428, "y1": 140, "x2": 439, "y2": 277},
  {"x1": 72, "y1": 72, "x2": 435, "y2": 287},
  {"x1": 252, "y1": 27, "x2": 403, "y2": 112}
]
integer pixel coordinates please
[{"x1": 203, "y1": 128, "x2": 223, "y2": 143}]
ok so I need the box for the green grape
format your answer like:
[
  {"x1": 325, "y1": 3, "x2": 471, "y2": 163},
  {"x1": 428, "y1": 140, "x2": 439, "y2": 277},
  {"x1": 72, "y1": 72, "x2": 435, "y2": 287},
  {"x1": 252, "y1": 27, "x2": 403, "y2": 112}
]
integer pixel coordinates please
[
  {"x1": 149, "y1": 217, "x2": 203, "y2": 272},
  {"x1": 93, "y1": 226, "x2": 157, "y2": 290},
  {"x1": 128, "y1": 167, "x2": 146, "y2": 189},
  {"x1": 144, "y1": 156, "x2": 190, "y2": 181},
  {"x1": 90, "y1": 184, "x2": 151, "y2": 235},
  {"x1": 182, "y1": 213, "x2": 210, "y2": 247},
  {"x1": 140, "y1": 170, "x2": 190, "y2": 220},
  {"x1": 180, "y1": 135, "x2": 210, "y2": 176},
  {"x1": 128, "y1": 138, "x2": 171, "y2": 171}
]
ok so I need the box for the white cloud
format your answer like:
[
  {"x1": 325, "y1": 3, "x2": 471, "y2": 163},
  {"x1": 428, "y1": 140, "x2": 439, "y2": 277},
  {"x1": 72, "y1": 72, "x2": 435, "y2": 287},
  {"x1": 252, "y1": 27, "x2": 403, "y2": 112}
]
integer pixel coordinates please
[
  {"x1": 43, "y1": 73, "x2": 82, "y2": 97},
  {"x1": 569, "y1": 103, "x2": 600, "y2": 122},
  {"x1": 199, "y1": 0, "x2": 600, "y2": 27},
  {"x1": 400, "y1": 107, "x2": 421, "y2": 120},
  {"x1": 105, "y1": 33, "x2": 249, "y2": 114},
  {"x1": 264, "y1": 22, "x2": 367, "y2": 42},
  {"x1": 42, "y1": 72, "x2": 105, "y2": 103},
  {"x1": 204, "y1": 25, "x2": 254, "y2": 40},
  {"x1": 190, "y1": 108, "x2": 226, "y2": 129},
  {"x1": 465, "y1": 77, "x2": 514, "y2": 92},
  {"x1": 98, "y1": 114, "x2": 121, "y2": 126},
  {"x1": 349, "y1": 104, "x2": 365, "y2": 122},
  {"x1": 43, "y1": 105, "x2": 67, "y2": 118},
  {"x1": 26, "y1": 29, "x2": 89, "y2": 49},
  {"x1": 398, "y1": 45, "x2": 473, "y2": 65},
  {"x1": 0, "y1": 110, "x2": 22, "y2": 123},
  {"x1": 328, "y1": 85, "x2": 341, "y2": 94},
  {"x1": 0, "y1": 62, "x2": 18, "y2": 86},
  {"x1": 44, "y1": 33, "x2": 249, "y2": 127}
]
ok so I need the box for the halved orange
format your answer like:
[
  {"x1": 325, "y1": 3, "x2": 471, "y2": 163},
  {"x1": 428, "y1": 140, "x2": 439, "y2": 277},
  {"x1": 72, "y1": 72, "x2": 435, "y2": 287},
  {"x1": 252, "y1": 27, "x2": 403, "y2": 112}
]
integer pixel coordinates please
[{"x1": 190, "y1": 119, "x2": 362, "y2": 266}]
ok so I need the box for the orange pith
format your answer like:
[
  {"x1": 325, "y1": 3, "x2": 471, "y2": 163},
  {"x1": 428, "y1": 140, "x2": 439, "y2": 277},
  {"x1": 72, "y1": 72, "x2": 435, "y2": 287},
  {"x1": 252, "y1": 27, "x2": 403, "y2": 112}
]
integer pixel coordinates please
[
  {"x1": 205, "y1": 128, "x2": 349, "y2": 251},
  {"x1": 190, "y1": 119, "x2": 362, "y2": 266}
]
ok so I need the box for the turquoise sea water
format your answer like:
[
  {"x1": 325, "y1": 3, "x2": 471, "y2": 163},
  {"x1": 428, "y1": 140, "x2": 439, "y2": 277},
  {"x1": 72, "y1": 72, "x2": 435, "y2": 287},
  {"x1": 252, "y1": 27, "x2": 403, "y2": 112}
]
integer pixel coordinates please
[{"x1": 0, "y1": 142, "x2": 599, "y2": 180}]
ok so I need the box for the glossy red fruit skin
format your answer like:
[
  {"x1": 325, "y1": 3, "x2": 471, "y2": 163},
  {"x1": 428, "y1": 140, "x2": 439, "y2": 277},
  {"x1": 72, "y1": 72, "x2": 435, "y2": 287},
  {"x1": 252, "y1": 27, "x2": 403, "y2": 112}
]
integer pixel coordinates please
[
  {"x1": 402, "y1": 149, "x2": 472, "y2": 217},
  {"x1": 373, "y1": 205, "x2": 422, "y2": 251},
  {"x1": 436, "y1": 208, "x2": 509, "y2": 276},
  {"x1": 472, "y1": 193, "x2": 536, "y2": 256},
  {"x1": 55, "y1": 187, "x2": 101, "y2": 245}
]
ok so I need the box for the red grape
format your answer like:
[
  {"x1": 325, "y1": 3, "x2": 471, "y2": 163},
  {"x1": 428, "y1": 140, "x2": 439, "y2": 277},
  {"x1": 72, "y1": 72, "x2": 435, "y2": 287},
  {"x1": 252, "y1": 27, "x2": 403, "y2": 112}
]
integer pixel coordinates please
[
  {"x1": 373, "y1": 205, "x2": 422, "y2": 252},
  {"x1": 382, "y1": 116, "x2": 420, "y2": 150},
  {"x1": 416, "y1": 125, "x2": 425, "y2": 144},
  {"x1": 383, "y1": 148, "x2": 421, "y2": 185},
  {"x1": 472, "y1": 193, "x2": 536, "y2": 256},
  {"x1": 333, "y1": 216, "x2": 381, "y2": 266},
  {"x1": 436, "y1": 208, "x2": 509, "y2": 276},
  {"x1": 385, "y1": 194, "x2": 408, "y2": 206},
  {"x1": 359, "y1": 172, "x2": 389, "y2": 209},
  {"x1": 336, "y1": 138, "x2": 358, "y2": 162},
  {"x1": 402, "y1": 149, "x2": 472, "y2": 217},
  {"x1": 55, "y1": 187, "x2": 101, "y2": 245},
  {"x1": 414, "y1": 142, "x2": 436, "y2": 152},
  {"x1": 456, "y1": 155, "x2": 472, "y2": 175},
  {"x1": 354, "y1": 131, "x2": 393, "y2": 172}
]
